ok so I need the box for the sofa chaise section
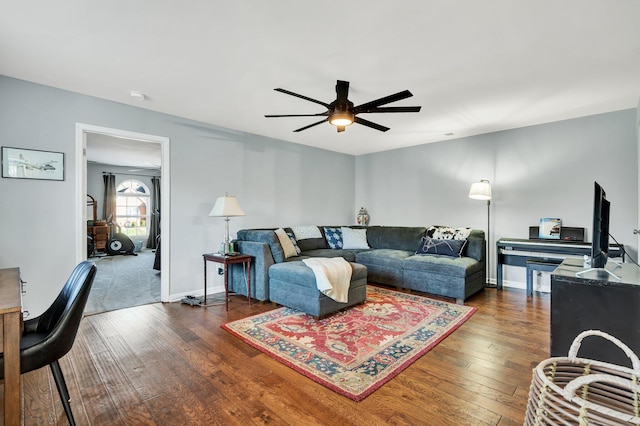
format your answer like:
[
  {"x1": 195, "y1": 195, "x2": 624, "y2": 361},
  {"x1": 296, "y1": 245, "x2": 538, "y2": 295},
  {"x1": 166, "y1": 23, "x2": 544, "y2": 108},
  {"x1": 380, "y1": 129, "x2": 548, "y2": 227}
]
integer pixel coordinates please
[{"x1": 269, "y1": 261, "x2": 368, "y2": 318}]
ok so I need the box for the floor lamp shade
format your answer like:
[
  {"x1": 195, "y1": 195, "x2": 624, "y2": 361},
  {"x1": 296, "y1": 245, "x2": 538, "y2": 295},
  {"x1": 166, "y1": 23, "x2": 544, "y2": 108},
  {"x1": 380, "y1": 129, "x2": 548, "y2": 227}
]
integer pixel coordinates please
[
  {"x1": 469, "y1": 180, "x2": 492, "y2": 200},
  {"x1": 209, "y1": 194, "x2": 245, "y2": 254},
  {"x1": 469, "y1": 180, "x2": 493, "y2": 286}
]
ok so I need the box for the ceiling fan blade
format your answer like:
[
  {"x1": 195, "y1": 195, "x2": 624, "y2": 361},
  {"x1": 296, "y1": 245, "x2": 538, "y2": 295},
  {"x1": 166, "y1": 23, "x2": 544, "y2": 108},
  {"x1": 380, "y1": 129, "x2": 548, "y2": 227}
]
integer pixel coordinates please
[
  {"x1": 265, "y1": 112, "x2": 329, "y2": 118},
  {"x1": 293, "y1": 118, "x2": 329, "y2": 132},
  {"x1": 335, "y1": 80, "x2": 350, "y2": 107},
  {"x1": 353, "y1": 90, "x2": 414, "y2": 113},
  {"x1": 274, "y1": 88, "x2": 330, "y2": 109},
  {"x1": 358, "y1": 106, "x2": 422, "y2": 114},
  {"x1": 354, "y1": 116, "x2": 390, "y2": 132}
]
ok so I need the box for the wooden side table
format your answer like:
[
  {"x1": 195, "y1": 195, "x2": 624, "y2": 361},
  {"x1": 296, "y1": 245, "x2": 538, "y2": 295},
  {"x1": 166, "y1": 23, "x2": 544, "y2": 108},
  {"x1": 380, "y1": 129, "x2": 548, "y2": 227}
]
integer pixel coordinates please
[{"x1": 202, "y1": 253, "x2": 252, "y2": 311}]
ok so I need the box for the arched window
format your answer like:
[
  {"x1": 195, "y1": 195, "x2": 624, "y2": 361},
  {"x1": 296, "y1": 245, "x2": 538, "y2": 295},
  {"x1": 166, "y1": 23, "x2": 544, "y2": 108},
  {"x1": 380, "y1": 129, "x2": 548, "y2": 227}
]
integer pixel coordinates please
[{"x1": 115, "y1": 180, "x2": 150, "y2": 237}]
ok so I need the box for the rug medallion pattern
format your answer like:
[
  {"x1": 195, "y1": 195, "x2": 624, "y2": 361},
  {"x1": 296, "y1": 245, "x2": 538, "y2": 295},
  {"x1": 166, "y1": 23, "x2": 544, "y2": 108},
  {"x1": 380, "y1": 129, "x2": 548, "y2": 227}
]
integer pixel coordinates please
[{"x1": 222, "y1": 286, "x2": 476, "y2": 401}]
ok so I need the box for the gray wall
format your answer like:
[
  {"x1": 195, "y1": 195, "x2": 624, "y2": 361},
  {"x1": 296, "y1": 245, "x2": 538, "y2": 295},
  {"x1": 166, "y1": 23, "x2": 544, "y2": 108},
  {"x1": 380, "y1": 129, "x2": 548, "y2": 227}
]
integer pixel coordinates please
[
  {"x1": 356, "y1": 109, "x2": 638, "y2": 285},
  {"x1": 1, "y1": 75, "x2": 637, "y2": 315},
  {"x1": 0, "y1": 76, "x2": 355, "y2": 316}
]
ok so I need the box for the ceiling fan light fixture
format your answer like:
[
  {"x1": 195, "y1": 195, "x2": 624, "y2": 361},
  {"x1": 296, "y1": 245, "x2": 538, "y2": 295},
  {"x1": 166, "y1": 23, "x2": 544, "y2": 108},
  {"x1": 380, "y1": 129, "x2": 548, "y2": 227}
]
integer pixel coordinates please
[
  {"x1": 266, "y1": 80, "x2": 421, "y2": 133},
  {"x1": 329, "y1": 112, "x2": 354, "y2": 127}
]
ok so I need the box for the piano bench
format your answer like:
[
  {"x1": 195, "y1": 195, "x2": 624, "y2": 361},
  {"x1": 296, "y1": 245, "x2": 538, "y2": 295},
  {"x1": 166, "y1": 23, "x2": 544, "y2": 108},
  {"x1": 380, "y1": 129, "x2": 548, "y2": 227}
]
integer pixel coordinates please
[{"x1": 526, "y1": 258, "x2": 563, "y2": 296}]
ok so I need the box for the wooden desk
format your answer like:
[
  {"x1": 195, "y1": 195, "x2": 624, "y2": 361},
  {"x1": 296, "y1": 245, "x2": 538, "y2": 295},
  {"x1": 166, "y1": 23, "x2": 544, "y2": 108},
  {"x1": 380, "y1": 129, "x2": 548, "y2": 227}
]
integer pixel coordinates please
[
  {"x1": 496, "y1": 238, "x2": 624, "y2": 289},
  {"x1": 0, "y1": 267, "x2": 22, "y2": 426},
  {"x1": 202, "y1": 253, "x2": 252, "y2": 311}
]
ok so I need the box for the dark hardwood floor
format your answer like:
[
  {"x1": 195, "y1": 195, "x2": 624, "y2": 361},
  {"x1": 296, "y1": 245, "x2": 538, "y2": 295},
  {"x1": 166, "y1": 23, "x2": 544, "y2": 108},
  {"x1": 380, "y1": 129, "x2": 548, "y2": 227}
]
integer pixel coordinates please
[{"x1": 8, "y1": 286, "x2": 550, "y2": 425}]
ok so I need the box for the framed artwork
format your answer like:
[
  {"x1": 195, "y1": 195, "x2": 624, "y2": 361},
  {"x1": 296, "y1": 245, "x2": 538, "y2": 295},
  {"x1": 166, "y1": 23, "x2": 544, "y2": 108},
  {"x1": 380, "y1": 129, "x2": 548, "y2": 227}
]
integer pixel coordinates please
[
  {"x1": 1, "y1": 146, "x2": 65, "y2": 181},
  {"x1": 539, "y1": 218, "x2": 561, "y2": 239}
]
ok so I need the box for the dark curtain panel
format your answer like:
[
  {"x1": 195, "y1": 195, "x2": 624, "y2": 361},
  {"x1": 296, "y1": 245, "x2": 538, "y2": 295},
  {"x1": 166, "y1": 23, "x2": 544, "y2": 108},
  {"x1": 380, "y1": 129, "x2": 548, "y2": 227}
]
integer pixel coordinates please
[
  {"x1": 102, "y1": 173, "x2": 116, "y2": 238},
  {"x1": 146, "y1": 176, "x2": 161, "y2": 249}
]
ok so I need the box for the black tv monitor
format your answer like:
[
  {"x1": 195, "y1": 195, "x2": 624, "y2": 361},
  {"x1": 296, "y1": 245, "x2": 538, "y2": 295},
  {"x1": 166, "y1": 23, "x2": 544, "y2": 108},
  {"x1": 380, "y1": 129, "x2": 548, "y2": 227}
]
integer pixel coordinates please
[{"x1": 590, "y1": 181, "x2": 610, "y2": 269}]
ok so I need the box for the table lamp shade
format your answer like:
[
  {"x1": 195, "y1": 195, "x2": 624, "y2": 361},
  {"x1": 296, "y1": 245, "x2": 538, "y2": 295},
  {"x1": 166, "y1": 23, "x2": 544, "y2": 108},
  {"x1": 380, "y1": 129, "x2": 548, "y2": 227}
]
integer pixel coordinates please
[
  {"x1": 209, "y1": 194, "x2": 245, "y2": 254},
  {"x1": 468, "y1": 180, "x2": 492, "y2": 200},
  {"x1": 208, "y1": 195, "x2": 245, "y2": 217}
]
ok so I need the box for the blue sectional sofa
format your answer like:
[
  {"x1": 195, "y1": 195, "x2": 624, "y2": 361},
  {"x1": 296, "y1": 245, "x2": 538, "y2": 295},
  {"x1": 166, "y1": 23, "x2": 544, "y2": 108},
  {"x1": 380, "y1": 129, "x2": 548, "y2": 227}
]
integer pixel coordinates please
[{"x1": 228, "y1": 225, "x2": 486, "y2": 305}]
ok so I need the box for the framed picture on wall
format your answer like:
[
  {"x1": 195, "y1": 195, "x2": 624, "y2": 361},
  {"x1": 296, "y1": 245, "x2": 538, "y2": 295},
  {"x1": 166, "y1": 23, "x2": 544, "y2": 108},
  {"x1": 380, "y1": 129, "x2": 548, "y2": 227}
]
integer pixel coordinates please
[{"x1": 1, "y1": 146, "x2": 65, "y2": 181}]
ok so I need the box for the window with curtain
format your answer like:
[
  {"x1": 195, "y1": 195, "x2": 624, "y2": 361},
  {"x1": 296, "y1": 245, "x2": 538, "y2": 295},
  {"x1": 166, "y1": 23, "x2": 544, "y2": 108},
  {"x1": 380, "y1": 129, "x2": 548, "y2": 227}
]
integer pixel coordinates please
[{"x1": 116, "y1": 179, "x2": 150, "y2": 237}]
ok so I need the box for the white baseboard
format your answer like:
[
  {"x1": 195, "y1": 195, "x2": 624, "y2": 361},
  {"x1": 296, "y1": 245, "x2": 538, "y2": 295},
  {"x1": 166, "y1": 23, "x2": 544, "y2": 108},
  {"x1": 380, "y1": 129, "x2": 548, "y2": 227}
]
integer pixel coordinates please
[{"x1": 169, "y1": 285, "x2": 225, "y2": 303}]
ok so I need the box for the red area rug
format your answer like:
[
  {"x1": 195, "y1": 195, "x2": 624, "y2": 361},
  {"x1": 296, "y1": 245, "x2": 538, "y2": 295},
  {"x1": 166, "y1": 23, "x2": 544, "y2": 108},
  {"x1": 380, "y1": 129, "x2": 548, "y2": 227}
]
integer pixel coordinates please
[{"x1": 222, "y1": 286, "x2": 476, "y2": 401}]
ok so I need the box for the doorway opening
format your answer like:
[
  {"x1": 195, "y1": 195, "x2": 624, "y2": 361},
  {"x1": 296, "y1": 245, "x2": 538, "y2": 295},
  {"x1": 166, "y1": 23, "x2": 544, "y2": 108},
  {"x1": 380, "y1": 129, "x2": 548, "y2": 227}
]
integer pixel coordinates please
[{"x1": 75, "y1": 124, "x2": 170, "y2": 310}]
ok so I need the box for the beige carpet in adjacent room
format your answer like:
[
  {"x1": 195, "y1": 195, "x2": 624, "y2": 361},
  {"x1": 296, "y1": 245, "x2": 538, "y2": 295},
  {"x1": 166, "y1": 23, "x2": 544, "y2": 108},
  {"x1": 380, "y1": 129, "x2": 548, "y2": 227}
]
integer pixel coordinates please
[{"x1": 85, "y1": 248, "x2": 161, "y2": 315}]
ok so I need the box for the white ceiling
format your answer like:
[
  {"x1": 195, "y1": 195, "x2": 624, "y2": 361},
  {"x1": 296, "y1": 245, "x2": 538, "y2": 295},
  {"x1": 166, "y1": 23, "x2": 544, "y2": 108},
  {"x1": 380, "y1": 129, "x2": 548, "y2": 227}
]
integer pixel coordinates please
[
  {"x1": 2, "y1": 1, "x2": 639, "y2": 157},
  {"x1": 86, "y1": 133, "x2": 161, "y2": 170}
]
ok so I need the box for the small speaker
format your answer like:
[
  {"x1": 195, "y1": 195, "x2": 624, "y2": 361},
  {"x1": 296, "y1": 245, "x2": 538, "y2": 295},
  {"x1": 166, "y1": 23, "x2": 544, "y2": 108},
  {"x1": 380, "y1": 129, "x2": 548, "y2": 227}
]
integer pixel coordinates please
[
  {"x1": 560, "y1": 227, "x2": 585, "y2": 242},
  {"x1": 529, "y1": 226, "x2": 539, "y2": 239},
  {"x1": 529, "y1": 226, "x2": 584, "y2": 241}
]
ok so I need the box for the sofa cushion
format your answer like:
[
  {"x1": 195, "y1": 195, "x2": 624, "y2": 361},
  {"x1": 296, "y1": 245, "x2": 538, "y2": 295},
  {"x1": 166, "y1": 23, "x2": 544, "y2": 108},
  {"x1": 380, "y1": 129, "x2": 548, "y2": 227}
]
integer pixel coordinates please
[
  {"x1": 291, "y1": 225, "x2": 322, "y2": 240},
  {"x1": 355, "y1": 249, "x2": 413, "y2": 270},
  {"x1": 323, "y1": 227, "x2": 343, "y2": 249},
  {"x1": 299, "y1": 249, "x2": 357, "y2": 262},
  {"x1": 269, "y1": 260, "x2": 368, "y2": 286},
  {"x1": 415, "y1": 236, "x2": 467, "y2": 257},
  {"x1": 366, "y1": 226, "x2": 426, "y2": 251},
  {"x1": 463, "y1": 229, "x2": 485, "y2": 261},
  {"x1": 403, "y1": 254, "x2": 482, "y2": 278},
  {"x1": 290, "y1": 225, "x2": 327, "y2": 251},
  {"x1": 341, "y1": 227, "x2": 370, "y2": 249}
]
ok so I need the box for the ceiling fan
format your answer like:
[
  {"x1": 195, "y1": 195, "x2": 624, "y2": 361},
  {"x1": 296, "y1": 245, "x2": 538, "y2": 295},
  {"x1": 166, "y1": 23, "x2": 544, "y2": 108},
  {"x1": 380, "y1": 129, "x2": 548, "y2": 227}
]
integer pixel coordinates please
[{"x1": 265, "y1": 80, "x2": 421, "y2": 133}]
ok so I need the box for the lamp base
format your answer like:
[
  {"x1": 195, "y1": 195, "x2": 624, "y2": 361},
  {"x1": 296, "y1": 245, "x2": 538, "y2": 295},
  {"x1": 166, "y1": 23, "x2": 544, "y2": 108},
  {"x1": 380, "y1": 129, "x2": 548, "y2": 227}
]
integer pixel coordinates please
[{"x1": 219, "y1": 241, "x2": 235, "y2": 254}]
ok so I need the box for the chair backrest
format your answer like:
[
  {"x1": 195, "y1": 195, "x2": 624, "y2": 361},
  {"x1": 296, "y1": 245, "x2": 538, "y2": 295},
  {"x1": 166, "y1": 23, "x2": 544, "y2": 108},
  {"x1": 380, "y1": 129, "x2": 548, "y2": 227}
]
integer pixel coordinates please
[
  {"x1": 34, "y1": 261, "x2": 97, "y2": 335},
  {"x1": 0, "y1": 261, "x2": 97, "y2": 377}
]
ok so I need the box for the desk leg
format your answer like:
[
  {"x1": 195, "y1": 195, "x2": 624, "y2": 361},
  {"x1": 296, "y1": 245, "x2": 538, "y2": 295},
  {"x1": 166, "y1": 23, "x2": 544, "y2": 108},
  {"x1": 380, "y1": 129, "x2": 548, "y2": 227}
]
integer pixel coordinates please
[
  {"x1": 203, "y1": 258, "x2": 208, "y2": 306},
  {"x1": 497, "y1": 261, "x2": 503, "y2": 290},
  {"x1": 3, "y1": 311, "x2": 21, "y2": 426}
]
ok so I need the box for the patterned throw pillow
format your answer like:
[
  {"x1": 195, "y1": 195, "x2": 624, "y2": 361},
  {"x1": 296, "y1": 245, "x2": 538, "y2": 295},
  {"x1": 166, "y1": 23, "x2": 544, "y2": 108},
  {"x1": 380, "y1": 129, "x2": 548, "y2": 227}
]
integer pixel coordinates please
[
  {"x1": 287, "y1": 232, "x2": 302, "y2": 255},
  {"x1": 274, "y1": 228, "x2": 298, "y2": 259},
  {"x1": 416, "y1": 236, "x2": 467, "y2": 257},
  {"x1": 341, "y1": 227, "x2": 370, "y2": 249},
  {"x1": 291, "y1": 225, "x2": 323, "y2": 240},
  {"x1": 323, "y1": 227, "x2": 343, "y2": 249},
  {"x1": 427, "y1": 226, "x2": 472, "y2": 240}
]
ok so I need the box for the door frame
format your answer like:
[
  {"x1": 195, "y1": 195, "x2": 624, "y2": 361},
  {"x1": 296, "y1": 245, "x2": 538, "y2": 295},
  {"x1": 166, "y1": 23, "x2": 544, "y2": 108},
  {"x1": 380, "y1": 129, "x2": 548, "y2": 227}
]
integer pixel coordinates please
[{"x1": 75, "y1": 123, "x2": 171, "y2": 302}]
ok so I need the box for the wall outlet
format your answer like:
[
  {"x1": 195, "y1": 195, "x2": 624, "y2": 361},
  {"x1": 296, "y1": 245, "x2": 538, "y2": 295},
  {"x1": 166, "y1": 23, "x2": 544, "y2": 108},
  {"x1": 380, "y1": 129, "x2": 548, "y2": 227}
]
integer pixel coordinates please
[{"x1": 218, "y1": 267, "x2": 224, "y2": 275}]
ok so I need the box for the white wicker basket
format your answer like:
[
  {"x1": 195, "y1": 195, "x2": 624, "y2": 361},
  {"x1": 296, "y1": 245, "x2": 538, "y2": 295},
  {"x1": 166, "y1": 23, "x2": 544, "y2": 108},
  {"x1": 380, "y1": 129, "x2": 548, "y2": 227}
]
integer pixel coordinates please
[{"x1": 525, "y1": 330, "x2": 640, "y2": 425}]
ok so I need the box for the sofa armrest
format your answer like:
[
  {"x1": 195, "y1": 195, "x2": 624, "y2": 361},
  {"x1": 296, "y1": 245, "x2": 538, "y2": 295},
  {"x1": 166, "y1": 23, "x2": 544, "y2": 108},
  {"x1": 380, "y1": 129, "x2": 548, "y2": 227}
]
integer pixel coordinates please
[{"x1": 228, "y1": 240, "x2": 275, "y2": 301}]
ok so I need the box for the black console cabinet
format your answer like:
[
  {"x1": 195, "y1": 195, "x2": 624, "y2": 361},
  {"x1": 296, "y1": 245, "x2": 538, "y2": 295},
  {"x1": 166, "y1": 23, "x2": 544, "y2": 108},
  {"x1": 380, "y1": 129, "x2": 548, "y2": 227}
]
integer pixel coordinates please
[{"x1": 550, "y1": 259, "x2": 640, "y2": 367}]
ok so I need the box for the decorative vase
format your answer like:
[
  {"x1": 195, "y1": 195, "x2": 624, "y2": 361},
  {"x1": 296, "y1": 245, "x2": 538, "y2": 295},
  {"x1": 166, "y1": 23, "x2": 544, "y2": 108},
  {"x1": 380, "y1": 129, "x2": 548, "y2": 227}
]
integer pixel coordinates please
[{"x1": 357, "y1": 207, "x2": 370, "y2": 226}]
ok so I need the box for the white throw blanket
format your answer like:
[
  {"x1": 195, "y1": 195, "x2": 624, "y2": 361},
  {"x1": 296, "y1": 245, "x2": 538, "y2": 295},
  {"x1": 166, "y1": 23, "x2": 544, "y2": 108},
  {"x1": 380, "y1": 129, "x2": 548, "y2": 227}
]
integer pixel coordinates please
[{"x1": 302, "y1": 257, "x2": 352, "y2": 303}]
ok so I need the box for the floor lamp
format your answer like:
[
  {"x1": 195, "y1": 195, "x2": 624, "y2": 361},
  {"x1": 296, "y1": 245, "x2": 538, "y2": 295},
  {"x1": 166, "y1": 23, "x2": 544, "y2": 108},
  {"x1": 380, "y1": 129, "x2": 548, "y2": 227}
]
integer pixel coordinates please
[
  {"x1": 469, "y1": 180, "x2": 493, "y2": 287},
  {"x1": 209, "y1": 193, "x2": 245, "y2": 254}
]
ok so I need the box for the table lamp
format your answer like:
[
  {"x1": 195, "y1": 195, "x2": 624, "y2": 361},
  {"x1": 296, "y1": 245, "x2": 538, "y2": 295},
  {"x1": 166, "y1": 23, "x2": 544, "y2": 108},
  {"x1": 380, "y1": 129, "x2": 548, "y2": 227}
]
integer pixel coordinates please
[{"x1": 209, "y1": 193, "x2": 245, "y2": 254}]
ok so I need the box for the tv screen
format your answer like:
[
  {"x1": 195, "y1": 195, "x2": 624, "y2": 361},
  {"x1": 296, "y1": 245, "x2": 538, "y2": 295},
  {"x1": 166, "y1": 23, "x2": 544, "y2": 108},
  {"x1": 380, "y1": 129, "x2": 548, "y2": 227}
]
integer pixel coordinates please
[{"x1": 591, "y1": 181, "x2": 610, "y2": 269}]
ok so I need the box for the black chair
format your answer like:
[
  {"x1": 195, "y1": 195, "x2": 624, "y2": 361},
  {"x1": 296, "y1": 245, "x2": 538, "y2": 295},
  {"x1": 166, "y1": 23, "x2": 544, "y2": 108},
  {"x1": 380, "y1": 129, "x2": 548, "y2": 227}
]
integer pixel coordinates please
[{"x1": 0, "y1": 261, "x2": 97, "y2": 426}]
